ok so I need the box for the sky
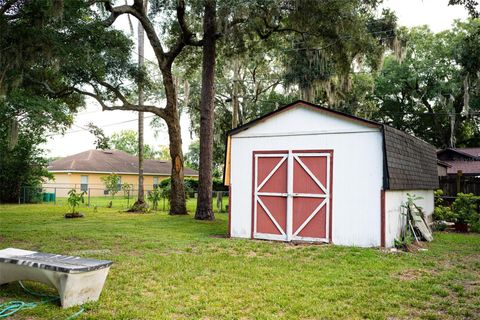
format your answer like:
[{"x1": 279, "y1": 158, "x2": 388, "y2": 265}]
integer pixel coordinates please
[{"x1": 42, "y1": 0, "x2": 471, "y2": 158}]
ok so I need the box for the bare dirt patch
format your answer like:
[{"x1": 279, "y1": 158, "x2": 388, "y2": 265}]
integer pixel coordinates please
[
  {"x1": 209, "y1": 234, "x2": 229, "y2": 238},
  {"x1": 394, "y1": 269, "x2": 437, "y2": 281}
]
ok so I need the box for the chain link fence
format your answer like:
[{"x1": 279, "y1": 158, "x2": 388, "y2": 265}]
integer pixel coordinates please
[{"x1": 18, "y1": 185, "x2": 229, "y2": 213}]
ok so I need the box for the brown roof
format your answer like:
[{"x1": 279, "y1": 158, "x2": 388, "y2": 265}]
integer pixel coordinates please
[
  {"x1": 48, "y1": 149, "x2": 198, "y2": 176},
  {"x1": 437, "y1": 160, "x2": 452, "y2": 168},
  {"x1": 445, "y1": 160, "x2": 480, "y2": 175},
  {"x1": 437, "y1": 148, "x2": 480, "y2": 175},
  {"x1": 437, "y1": 148, "x2": 480, "y2": 160},
  {"x1": 450, "y1": 148, "x2": 480, "y2": 158},
  {"x1": 226, "y1": 100, "x2": 439, "y2": 190}
]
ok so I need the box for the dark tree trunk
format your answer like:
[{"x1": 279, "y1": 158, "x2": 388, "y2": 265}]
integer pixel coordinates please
[
  {"x1": 134, "y1": 1, "x2": 147, "y2": 210},
  {"x1": 163, "y1": 67, "x2": 187, "y2": 215},
  {"x1": 99, "y1": 1, "x2": 194, "y2": 215},
  {"x1": 195, "y1": 0, "x2": 216, "y2": 221}
]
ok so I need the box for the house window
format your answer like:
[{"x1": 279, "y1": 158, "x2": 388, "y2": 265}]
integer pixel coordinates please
[
  {"x1": 117, "y1": 176, "x2": 122, "y2": 191},
  {"x1": 153, "y1": 177, "x2": 159, "y2": 189},
  {"x1": 80, "y1": 175, "x2": 88, "y2": 192}
]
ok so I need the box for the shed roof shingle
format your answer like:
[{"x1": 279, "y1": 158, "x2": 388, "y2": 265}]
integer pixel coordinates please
[
  {"x1": 383, "y1": 126, "x2": 439, "y2": 190},
  {"x1": 48, "y1": 149, "x2": 198, "y2": 176}
]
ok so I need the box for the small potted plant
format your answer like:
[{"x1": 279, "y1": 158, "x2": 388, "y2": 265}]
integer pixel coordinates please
[
  {"x1": 65, "y1": 189, "x2": 86, "y2": 218},
  {"x1": 451, "y1": 193, "x2": 478, "y2": 232}
]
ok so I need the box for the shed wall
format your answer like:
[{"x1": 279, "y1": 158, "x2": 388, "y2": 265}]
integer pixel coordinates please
[
  {"x1": 384, "y1": 190, "x2": 434, "y2": 247},
  {"x1": 230, "y1": 107, "x2": 385, "y2": 247}
]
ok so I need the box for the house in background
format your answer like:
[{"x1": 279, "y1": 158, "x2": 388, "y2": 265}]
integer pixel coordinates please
[
  {"x1": 437, "y1": 160, "x2": 451, "y2": 177},
  {"x1": 437, "y1": 148, "x2": 480, "y2": 196},
  {"x1": 44, "y1": 149, "x2": 198, "y2": 197},
  {"x1": 437, "y1": 148, "x2": 480, "y2": 176}
]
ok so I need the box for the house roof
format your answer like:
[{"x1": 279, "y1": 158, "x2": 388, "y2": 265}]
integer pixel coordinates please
[
  {"x1": 48, "y1": 149, "x2": 198, "y2": 176},
  {"x1": 437, "y1": 148, "x2": 480, "y2": 160},
  {"x1": 436, "y1": 148, "x2": 480, "y2": 175},
  {"x1": 225, "y1": 100, "x2": 438, "y2": 190},
  {"x1": 445, "y1": 160, "x2": 480, "y2": 175},
  {"x1": 437, "y1": 160, "x2": 452, "y2": 168}
]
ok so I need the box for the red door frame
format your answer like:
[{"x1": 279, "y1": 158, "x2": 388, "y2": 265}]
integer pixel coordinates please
[{"x1": 251, "y1": 149, "x2": 334, "y2": 242}]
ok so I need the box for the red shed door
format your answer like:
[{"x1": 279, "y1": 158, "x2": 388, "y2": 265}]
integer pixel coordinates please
[
  {"x1": 253, "y1": 151, "x2": 331, "y2": 242},
  {"x1": 291, "y1": 152, "x2": 330, "y2": 242},
  {"x1": 253, "y1": 153, "x2": 289, "y2": 241}
]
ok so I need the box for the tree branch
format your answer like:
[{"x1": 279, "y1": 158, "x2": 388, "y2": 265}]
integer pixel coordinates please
[
  {"x1": 26, "y1": 77, "x2": 75, "y2": 98},
  {"x1": 101, "y1": 1, "x2": 167, "y2": 67},
  {"x1": 166, "y1": 0, "x2": 203, "y2": 64},
  {"x1": 73, "y1": 84, "x2": 167, "y2": 119},
  {"x1": 0, "y1": 0, "x2": 18, "y2": 15}
]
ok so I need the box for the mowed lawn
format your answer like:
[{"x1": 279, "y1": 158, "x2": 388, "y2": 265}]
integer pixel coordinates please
[{"x1": 0, "y1": 203, "x2": 479, "y2": 320}]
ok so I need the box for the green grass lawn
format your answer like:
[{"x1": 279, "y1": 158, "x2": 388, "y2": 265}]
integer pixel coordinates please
[{"x1": 0, "y1": 203, "x2": 479, "y2": 319}]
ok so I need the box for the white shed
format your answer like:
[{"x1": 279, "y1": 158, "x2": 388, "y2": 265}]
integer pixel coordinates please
[{"x1": 224, "y1": 100, "x2": 438, "y2": 248}]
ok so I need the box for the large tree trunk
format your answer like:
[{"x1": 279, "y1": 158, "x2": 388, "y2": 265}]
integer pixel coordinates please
[
  {"x1": 195, "y1": 0, "x2": 216, "y2": 221},
  {"x1": 99, "y1": 1, "x2": 190, "y2": 215},
  {"x1": 134, "y1": 1, "x2": 147, "y2": 209},
  {"x1": 163, "y1": 68, "x2": 187, "y2": 215}
]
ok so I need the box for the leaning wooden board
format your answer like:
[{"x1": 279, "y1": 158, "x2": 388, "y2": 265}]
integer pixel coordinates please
[{"x1": 409, "y1": 205, "x2": 433, "y2": 242}]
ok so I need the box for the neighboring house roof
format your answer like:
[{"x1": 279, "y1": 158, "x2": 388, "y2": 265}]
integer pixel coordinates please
[
  {"x1": 437, "y1": 160, "x2": 452, "y2": 168},
  {"x1": 437, "y1": 147, "x2": 480, "y2": 160},
  {"x1": 48, "y1": 149, "x2": 198, "y2": 176},
  {"x1": 445, "y1": 160, "x2": 480, "y2": 175},
  {"x1": 437, "y1": 148, "x2": 480, "y2": 175},
  {"x1": 225, "y1": 100, "x2": 439, "y2": 190}
]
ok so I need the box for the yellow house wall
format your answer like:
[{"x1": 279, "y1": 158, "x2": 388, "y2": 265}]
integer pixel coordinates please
[{"x1": 43, "y1": 172, "x2": 197, "y2": 198}]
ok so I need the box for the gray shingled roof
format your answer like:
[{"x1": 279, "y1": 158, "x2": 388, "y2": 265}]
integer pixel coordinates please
[
  {"x1": 48, "y1": 149, "x2": 198, "y2": 176},
  {"x1": 383, "y1": 126, "x2": 438, "y2": 190}
]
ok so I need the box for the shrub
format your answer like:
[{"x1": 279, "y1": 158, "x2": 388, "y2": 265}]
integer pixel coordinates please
[
  {"x1": 433, "y1": 190, "x2": 454, "y2": 222},
  {"x1": 451, "y1": 193, "x2": 478, "y2": 225},
  {"x1": 147, "y1": 187, "x2": 162, "y2": 211},
  {"x1": 159, "y1": 178, "x2": 195, "y2": 197},
  {"x1": 67, "y1": 189, "x2": 85, "y2": 214},
  {"x1": 433, "y1": 189, "x2": 455, "y2": 222},
  {"x1": 433, "y1": 191, "x2": 480, "y2": 232},
  {"x1": 159, "y1": 178, "x2": 227, "y2": 192},
  {"x1": 101, "y1": 174, "x2": 121, "y2": 198},
  {"x1": 121, "y1": 183, "x2": 133, "y2": 198}
]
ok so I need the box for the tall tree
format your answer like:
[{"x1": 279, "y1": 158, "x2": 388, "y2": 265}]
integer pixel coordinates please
[
  {"x1": 77, "y1": 0, "x2": 205, "y2": 215},
  {"x1": 372, "y1": 22, "x2": 480, "y2": 148},
  {"x1": 195, "y1": 0, "x2": 217, "y2": 220},
  {"x1": 134, "y1": 0, "x2": 147, "y2": 210},
  {"x1": 0, "y1": 0, "x2": 85, "y2": 202},
  {"x1": 182, "y1": 0, "x2": 398, "y2": 188}
]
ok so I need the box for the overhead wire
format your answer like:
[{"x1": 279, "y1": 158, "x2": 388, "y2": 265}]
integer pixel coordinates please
[{"x1": 48, "y1": 114, "x2": 158, "y2": 137}]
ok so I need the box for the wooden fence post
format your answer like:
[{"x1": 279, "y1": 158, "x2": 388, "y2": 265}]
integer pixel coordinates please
[{"x1": 456, "y1": 170, "x2": 463, "y2": 195}]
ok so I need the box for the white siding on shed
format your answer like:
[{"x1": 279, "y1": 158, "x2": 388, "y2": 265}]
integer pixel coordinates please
[
  {"x1": 384, "y1": 190, "x2": 434, "y2": 247},
  {"x1": 230, "y1": 106, "x2": 385, "y2": 247}
]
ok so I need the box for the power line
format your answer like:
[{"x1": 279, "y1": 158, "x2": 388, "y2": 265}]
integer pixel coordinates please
[{"x1": 48, "y1": 114, "x2": 158, "y2": 137}]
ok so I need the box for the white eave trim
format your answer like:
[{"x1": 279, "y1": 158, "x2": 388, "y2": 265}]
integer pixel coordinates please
[
  {"x1": 232, "y1": 129, "x2": 380, "y2": 139},
  {"x1": 48, "y1": 170, "x2": 199, "y2": 176}
]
